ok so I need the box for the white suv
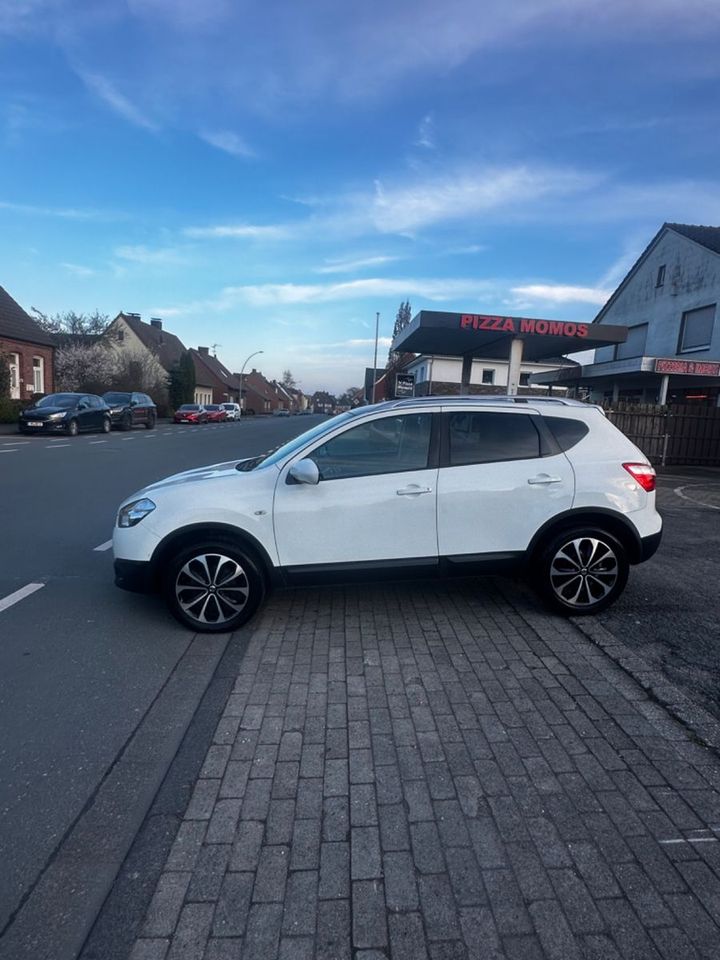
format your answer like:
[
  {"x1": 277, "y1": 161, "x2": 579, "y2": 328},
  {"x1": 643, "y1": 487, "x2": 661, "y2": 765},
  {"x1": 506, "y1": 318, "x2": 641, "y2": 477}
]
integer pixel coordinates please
[
  {"x1": 220, "y1": 403, "x2": 241, "y2": 421},
  {"x1": 113, "y1": 397, "x2": 662, "y2": 632}
]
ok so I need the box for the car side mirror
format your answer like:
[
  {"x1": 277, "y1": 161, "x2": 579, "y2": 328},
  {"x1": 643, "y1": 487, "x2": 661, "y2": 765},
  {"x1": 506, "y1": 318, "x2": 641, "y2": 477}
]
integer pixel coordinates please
[{"x1": 288, "y1": 459, "x2": 320, "y2": 485}]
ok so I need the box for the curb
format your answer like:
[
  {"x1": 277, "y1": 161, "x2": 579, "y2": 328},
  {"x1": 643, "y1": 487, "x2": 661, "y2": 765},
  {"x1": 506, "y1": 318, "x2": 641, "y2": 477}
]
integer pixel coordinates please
[{"x1": 570, "y1": 614, "x2": 720, "y2": 752}]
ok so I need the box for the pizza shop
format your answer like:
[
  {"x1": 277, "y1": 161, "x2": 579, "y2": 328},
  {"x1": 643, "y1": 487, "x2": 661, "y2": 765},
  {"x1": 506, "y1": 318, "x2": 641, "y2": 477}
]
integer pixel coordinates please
[{"x1": 390, "y1": 310, "x2": 628, "y2": 396}]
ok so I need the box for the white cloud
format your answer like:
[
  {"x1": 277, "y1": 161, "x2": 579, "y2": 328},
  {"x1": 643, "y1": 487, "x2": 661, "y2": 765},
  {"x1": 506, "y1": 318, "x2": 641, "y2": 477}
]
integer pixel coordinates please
[
  {"x1": 78, "y1": 71, "x2": 159, "y2": 131},
  {"x1": 344, "y1": 337, "x2": 393, "y2": 348},
  {"x1": 414, "y1": 114, "x2": 435, "y2": 149},
  {"x1": 511, "y1": 284, "x2": 611, "y2": 305},
  {"x1": 61, "y1": 262, "x2": 95, "y2": 277},
  {"x1": 0, "y1": 199, "x2": 121, "y2": 221},
  {"x1": 114, "y1": 244, "x2": 189, "y2": 265},
  {"x1": 199, "y1": 130, "x2": 256, "y2": 159},
  {"x1": 316, "y1": 255, "x2": 401, "y2": 274},
  {"x1": 182, "y1": 223, "x2": 290, "y2": 239}
]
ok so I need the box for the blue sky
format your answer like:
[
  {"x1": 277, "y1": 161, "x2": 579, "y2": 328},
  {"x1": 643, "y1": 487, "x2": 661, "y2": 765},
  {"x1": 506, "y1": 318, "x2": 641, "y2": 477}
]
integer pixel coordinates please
[{"x1": 2, "y1": 0, "x2": 719, "y2": 393}]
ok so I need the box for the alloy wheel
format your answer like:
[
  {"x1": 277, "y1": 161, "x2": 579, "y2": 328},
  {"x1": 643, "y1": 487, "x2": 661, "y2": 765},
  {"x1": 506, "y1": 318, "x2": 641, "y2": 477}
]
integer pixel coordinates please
[
  {"x1": 175, "y1": 552, "x2": 250, "y2": 625},
  {"x1": 549, "y1": 536, "x2": 619, "y2": 608}
]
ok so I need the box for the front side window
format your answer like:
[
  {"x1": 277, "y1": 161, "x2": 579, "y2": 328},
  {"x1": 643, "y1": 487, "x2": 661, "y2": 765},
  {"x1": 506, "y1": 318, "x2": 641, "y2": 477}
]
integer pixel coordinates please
[
  {"x1": 679, "y1": 304, "x2": 715, "y2": 353},
  {"x1": 448, "y1": 412, "x2": 540, "y2": 466},
  {"x1": 310, "y1": 414, "x2": 433, "y2": 480}
]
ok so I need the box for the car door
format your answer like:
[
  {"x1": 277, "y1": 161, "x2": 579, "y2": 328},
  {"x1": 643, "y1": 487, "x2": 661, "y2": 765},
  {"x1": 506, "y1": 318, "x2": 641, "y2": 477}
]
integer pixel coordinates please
[
  {"x1": 437, "y1": 408, "x2": 575, "y2": 558},
  {"x1": 77, "y1": 396, "x2": 94, "y2": 431},
  {"x1": 273, "y1": 411, "x2": 439, "y2": 568}
]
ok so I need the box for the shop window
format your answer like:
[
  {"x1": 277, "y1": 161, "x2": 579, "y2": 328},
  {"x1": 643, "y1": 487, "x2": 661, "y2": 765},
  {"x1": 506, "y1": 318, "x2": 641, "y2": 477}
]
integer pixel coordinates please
[
  {"x1": 656, "y1": 265, "x2": 666, "y2": 288},
  {"x1": 679, "y1": 304, "x2": 715, "y2": 353},
  {"x1": 482, "y1": 369, "x2": 494, "y2": 385}
]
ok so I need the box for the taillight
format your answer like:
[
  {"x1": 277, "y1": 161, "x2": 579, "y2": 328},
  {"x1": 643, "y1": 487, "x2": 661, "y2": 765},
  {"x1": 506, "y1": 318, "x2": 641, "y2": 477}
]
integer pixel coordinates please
[{"x1": 623, "y1": 462, "x2": 656, "y2": 492}]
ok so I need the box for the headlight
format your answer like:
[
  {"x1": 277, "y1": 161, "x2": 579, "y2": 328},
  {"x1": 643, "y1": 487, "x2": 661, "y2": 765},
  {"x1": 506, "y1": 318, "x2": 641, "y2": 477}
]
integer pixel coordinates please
[
  {"x1": 118, "y1": 498, "x2": 156, "y2": 528},
  {"x1": 48, "y1": 411, "x2": 67, "y2": 420}
]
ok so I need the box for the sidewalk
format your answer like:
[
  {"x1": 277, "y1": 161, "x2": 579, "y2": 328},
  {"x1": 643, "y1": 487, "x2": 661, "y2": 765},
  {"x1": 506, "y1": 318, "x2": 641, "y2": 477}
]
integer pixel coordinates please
[{"x1": 129, "y1": 578, "x2": 720, "y2": 960}]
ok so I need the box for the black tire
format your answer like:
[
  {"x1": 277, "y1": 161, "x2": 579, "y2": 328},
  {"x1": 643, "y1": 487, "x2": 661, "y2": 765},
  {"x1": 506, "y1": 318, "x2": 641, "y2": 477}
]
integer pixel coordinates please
[
  {"x1": 162, "y1": 539, "x2": 266, "y2": 633},
  {"x1": 534, "y1": 526, "x2": 629, "y2": 616},
  {"x1": 121, "y1": 412, "x2": 133, "y2": 431},
  {"x1": 101, "y1": 417, "x2": 111, "y2": 434},
  {"x1": 146, "y1": 412, "x2": 156, "y2": 430},
  {"x1": 66, "y1": 418, "x2": 79, "y2": 437}
]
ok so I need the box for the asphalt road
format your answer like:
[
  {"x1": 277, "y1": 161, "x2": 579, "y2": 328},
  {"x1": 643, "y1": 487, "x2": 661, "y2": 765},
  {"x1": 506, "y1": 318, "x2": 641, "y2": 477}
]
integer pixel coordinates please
[{"x1": 0, "y1": 415, "x2": 324, "y2": 944}]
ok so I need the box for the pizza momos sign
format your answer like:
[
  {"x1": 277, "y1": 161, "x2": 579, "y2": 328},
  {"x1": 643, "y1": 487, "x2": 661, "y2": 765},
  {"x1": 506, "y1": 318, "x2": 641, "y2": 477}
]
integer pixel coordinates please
[{"x1": 460, "y1": 314, "x2": 589, "y2": 338}]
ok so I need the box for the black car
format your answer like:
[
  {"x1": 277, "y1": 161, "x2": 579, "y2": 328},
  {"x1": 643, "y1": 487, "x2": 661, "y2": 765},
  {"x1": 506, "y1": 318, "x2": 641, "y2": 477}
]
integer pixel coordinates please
[
  {"x1": 102, "y1": 392, "x2": 157, "y2": 430},
  {"x1": 19, "y1": 393, "x2": 111, "y2": 436}
]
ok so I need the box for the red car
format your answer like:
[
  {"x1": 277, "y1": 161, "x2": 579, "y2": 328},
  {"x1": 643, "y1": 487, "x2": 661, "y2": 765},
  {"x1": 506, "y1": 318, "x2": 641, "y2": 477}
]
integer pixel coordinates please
[
  {"x1": 205, "y1": 404, "x2": 228, "y2": 423},
  {"x1": 174, "y1": 404, "x2": 208, "y2": 423}
]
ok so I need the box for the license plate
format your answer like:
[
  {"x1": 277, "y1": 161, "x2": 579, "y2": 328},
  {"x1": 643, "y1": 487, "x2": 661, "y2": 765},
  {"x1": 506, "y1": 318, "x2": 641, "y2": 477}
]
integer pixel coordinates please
[{"x1": 27, "y1": 421, "x2": 43, "y2": 427}]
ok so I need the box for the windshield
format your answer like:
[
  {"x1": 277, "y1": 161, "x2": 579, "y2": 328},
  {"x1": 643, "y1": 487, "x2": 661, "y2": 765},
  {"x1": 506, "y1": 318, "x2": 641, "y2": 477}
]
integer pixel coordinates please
[
  {"x1": 179, "y1": 404, "x2": 200, "y2": 411},
  {"x1": 37, "y1": 394, "x2": 79, "y2": 409},
  {"x1": 206, "y1": 404, "x2": 221, "y2": 411},
  {"x1": 103, "y1": 392, "x2": 130, "y2": 404},
  {"x1": 236, "y1": 410, "x2": 356, "y2": 471}
]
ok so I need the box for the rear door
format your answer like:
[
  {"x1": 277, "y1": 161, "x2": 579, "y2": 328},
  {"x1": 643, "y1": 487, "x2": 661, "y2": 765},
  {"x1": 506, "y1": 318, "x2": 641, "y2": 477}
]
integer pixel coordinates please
[{"x1": 437, "y1": 408, "x2": 575, "y2": 558}]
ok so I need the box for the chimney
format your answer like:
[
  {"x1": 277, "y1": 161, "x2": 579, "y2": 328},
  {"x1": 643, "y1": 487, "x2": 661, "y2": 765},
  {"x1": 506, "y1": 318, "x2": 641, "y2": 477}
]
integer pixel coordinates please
[
  {"x1": 150, "y1": 318, "x2": 163, "y2": 330},
  {"x1": 198, "y1": 346, "x2": 209, "y2": 355}
]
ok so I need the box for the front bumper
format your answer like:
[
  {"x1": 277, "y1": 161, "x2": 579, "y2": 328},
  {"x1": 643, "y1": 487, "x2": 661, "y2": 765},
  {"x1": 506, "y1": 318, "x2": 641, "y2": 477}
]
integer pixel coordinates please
[
  {"x1": 114, "y1": 558, "x2": 155, "y2": 593},
  {"x1": 19, "y1": 419, "x2": 67, "y2": 433}
]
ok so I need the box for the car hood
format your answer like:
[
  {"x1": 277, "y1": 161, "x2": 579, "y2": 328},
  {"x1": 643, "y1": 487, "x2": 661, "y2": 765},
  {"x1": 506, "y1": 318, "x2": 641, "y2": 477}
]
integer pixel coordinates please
[
  {"x1": 21, "y1": 405, "x2": 71, "y2": 417},
  {"x1": 140, "y1": 458, "x2": 257, "y2": 493}
]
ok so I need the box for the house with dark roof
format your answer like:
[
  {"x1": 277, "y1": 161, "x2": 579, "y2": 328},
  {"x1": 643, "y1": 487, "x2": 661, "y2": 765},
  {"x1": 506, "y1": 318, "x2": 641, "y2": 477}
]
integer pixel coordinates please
[
  {"x1": 236, "y1": 368, "x2": 282, "y2": 414},
  {"x1": 104, "y1": 313, "x2": 187, "y2": 375},
  {"x1": 190, "y1": 347, "x2": 241, "y2": 405},
  {"x1": 532, "y1": 222, "x2": 720, "y2": 406},
  {"x1": 0, "y1": 285, "x2": 55, "y2": 399}
]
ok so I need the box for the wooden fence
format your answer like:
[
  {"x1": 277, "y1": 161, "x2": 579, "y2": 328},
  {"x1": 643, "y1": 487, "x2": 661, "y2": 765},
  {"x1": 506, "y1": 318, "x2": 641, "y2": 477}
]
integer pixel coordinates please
[{"x1": 603, "y1": 402, "x2": 720, "y2": 466}]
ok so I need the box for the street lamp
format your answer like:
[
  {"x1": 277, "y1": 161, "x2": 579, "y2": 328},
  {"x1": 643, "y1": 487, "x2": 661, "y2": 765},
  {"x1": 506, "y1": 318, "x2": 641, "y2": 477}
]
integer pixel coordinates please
[{"x1": 238, "y1": 350, "x2": 264, "y2": 415}]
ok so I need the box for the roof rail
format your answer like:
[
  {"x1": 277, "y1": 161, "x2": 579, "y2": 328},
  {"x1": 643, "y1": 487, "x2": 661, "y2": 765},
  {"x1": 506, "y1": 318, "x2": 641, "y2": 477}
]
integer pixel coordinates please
[{"x1": 384, "y1": 395, "x2": 591, "y2": 409}]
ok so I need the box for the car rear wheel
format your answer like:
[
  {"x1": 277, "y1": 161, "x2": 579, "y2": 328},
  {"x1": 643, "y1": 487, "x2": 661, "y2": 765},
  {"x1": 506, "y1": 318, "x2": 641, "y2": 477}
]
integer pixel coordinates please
[
  {"x1": 163, "y1": 540, "x2": 265, "y2": 633},
  {"x1": 535, "y1": 526, "x2": 628, "y2": 616},
  {"x1": 66, "y1": 419, "x2": 79, "y2": 437},
  {"x1": 146, "y1": 412, "x2": 156, "y2": 429}
]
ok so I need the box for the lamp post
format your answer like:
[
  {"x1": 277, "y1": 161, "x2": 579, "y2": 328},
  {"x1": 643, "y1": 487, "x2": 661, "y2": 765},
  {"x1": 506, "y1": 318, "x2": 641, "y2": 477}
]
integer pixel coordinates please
[
  {"x1": 238, "y1": 350, "x2": 264, "y2": 415},
  {"x1": 371, "y1": 311, "x2": 379, "y2": 403}
]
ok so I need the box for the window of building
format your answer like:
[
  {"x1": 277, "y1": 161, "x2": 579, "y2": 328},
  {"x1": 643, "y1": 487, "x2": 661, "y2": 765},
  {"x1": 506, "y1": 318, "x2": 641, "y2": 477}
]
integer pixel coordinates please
[
  {"x1": 679, "y1": 305, "x2": 715, "y2": 353},
  {"x1": 615, "y1": 323, "x2": 648, "y2": 360},
  {"x1": 117, "y1": 330, "x2": 125, "y2": 342},
  {"x1": 482, "y1": 368, "x2": 495, "y2": 385},
  {"x1": 9, "y1": 353, "x2": 20, "y2": 398},
  {"x1": 656, "y1": 265, "x2": 666, "y2": 288},
  {"x1": 32, "y1": 356, "x2": 44, "y2": 394},
  {"x1": 519, "y1": 372, "x2": 530, "y2": 386},
  {"x1": 448, "y1": 412, "x2": 541, "y2": 465}
]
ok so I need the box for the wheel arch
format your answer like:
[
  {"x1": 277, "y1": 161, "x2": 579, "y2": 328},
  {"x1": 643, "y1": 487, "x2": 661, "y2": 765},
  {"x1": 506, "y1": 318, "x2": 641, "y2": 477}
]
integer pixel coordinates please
[
  {"x1": 526, "y1": 508, "x2": 643, "y2": 566},
  {"x1": 150, "y1": 523, "x2": 278, "y2": 589}
]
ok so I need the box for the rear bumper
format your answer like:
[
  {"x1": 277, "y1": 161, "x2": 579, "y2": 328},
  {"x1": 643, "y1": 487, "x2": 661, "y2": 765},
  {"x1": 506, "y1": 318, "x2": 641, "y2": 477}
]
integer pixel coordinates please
[
  {"x1": 114, "y1": 558, "x2": 155, "y2": 593},
  {"x1": 639, "y1": 528, "x2": 662, "y2": 562}
]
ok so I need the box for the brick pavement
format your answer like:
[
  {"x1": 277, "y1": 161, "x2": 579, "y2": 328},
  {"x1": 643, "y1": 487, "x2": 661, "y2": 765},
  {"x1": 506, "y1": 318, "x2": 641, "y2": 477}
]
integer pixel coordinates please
[{"x1": 128, "y1": 578, "x2": 720, "y2": 960}]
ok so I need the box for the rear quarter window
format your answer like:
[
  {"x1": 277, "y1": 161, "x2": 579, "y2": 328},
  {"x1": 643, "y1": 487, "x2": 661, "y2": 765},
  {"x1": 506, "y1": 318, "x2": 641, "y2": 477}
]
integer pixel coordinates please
[{"x1": 543, "y1": 416, "x2": 589, "y2": 452}]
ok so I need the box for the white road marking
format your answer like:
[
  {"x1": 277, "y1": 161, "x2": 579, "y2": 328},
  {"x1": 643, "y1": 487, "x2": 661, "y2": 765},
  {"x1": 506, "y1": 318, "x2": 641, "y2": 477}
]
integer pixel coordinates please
[
  {"x1": 660, "y1": 837, "x2": 718, "y2": 844},
  {"x1": 0, "y1": 449, "x2": 18, "y2": 454},
  {"x1": 93, "y1": 539, "x2": 113, "y2": 552},
  {"x1": 0, "y1": 582, "x2": 45, "y2": 614},
  {"x1": 674, "y1": 484, "x2": 720, "y2": 511},
  {"x1": 89, "y1": 440, "x2": 108, "y2": 445},
  {"x1": 121, "y1": 437, "x2": 134, "y2": 441},
  {"x1": 46, "y1": 443, "x2": 70, "y2": 448}
]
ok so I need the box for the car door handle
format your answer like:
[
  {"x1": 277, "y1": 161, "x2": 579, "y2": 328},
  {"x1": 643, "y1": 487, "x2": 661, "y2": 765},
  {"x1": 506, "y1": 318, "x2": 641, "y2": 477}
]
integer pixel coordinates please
[
  {"x1": 527, "y1": 474, "x2": 563, "y2": 485},
  {"x1": 397, "y1": 485, "x2": 433, "y2": 496}
]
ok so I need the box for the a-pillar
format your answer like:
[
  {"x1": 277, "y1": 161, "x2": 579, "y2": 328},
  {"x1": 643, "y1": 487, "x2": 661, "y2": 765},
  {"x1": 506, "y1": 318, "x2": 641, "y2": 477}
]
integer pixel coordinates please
[{"x1": 507, "y1": 337, "x2": 524, "y2": 395}]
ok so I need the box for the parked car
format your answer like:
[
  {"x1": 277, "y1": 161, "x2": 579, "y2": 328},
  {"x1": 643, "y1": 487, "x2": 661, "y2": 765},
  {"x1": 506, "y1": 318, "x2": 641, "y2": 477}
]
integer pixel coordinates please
[
  {"x1": 174, "y1": 404, "x2": 208, "y2": 424},
  {"x1": 220, "y1": 403, "x2": 241, "y2": 421},
  {"x1": 205, "y1": 404, "x2": 228, "y2": 423},
  {"x1": 114, "y1": 396, "x2": 662, "y2": 633},
  {"x1": 103, "y1": 391, "x2": 157, "y2": 430},
  {"x1": 273, "y1": 408, "x2": 291, "y2": 417},
  {"x1": 19, "y1": 393, "x2": 111, "y2": 437}
]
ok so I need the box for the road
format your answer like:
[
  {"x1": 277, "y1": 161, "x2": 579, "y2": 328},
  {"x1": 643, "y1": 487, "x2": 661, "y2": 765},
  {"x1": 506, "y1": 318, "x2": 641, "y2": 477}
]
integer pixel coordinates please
[{"x1": 0, "y1": 415, "x2": 323, "y2": 944}]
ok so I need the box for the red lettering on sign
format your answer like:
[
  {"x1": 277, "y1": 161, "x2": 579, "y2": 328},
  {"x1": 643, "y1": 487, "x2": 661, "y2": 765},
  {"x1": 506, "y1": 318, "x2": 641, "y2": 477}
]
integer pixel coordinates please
[
  {"x1": 460, "y1": 315, "x2": 473, "y2": 328},
  {"x1": 564, "y1": 322, "x2": 577, "y2": 336},
  {"x1": 548, "y1": 321, "x2": 564, "y2": 336},
  {"x1": 535, "y1": 320, "x2": 548, "y2": 335},
  {"x1": 520, "y1": 319, "x2": 535, "y2": 334},
  {"x1": 503, "y1": 318, "x2": 516, "y2": 332},
  {"x1": 577, "y1": 324, "x2": 588, "y2": 337}
]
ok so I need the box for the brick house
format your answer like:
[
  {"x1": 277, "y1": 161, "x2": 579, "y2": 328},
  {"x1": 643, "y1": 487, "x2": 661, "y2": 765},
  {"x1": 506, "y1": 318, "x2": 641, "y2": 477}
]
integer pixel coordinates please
[
  {"x1": 237, "y1": 368, "x2": 282, "y2": 414},
  {"x1": 104, "y1": 313, "x2": 187, "y2": 376},
  {"x1": 0, "y1": 285, "x2": 55, "y2": 399},
  {"x1": 190, "y1": 347, "x2": 241, "y2": 405}
]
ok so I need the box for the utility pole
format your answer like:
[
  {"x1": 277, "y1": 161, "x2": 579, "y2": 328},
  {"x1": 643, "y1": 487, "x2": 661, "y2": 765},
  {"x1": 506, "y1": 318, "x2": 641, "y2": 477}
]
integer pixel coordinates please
[{"x1": 372, "y1": 311, "x2": 379, "y2": 403}]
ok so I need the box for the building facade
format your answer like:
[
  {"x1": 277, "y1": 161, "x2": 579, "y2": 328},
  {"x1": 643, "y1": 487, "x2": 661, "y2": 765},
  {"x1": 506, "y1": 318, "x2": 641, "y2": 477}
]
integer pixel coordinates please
[
  {"x1": 403, "y1": 354, "x2": 574, "y2": 397},
  {"x1": 0, "y1": 285, "x2": 55, "y2": 400}
]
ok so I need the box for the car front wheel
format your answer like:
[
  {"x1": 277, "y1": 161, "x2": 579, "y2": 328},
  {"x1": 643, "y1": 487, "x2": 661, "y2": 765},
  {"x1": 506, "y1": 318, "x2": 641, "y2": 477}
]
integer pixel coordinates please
[
  {"x1": 163, "y1": 540, "x2": 265, "y2": 632},
  {"x1": 535, "y1": 527, "x2": 628, "y2": 616},
  {"x1": 66, "y1": 419, "x2": 79, "y2": 437}
]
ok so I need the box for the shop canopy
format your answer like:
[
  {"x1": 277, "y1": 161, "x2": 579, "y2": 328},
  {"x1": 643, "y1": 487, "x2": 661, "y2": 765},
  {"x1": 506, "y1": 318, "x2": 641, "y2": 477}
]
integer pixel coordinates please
[{"x1": 391, "y1": 310, "x2": 628, "y2": 394}]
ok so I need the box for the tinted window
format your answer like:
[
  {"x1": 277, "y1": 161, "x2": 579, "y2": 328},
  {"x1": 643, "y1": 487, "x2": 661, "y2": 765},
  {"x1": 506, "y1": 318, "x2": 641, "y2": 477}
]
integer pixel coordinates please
[
  {"x1": 448, "y1": 412, "x2": 540, "y2": 465},
  {"x1": 310, "y1": 414, "x2": 432, "y2": 480},
  {"x1": 103, "y1": 392, "x2": 131, "y2": 404},
  {"x1": 88, "y1": 396, "x2": 103, "y2": 408},
  {"x1": 679, "y1": 304, "x2": 715, "y2": 352},
  {"x1": 544, "y1": 416, "x2": 589, "y2": 451},
  {"x1": 37, "y1": 394, "x2": 78, "y2": 408},
  {"x1": 179, "y1": 404, "x2": 200, "y2": 411}
]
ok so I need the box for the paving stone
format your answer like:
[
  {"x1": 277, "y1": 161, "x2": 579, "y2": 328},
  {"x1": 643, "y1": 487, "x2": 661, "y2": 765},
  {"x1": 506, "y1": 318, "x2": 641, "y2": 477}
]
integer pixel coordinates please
[
  {"x1": 411, "y1": 820, "x2": 446, "y2": 874},
  {"x1": 129, "y1": 940, "x2": 169, "y2": 960},
  {"x1": 243, "y1": 902, "x2": 283, "y2": 960},
  {"x1": 388, "y1": 912, "x2": 429, "y2": 960},
  {"x1": 212, "y1": 872, "x2": 254, "y2": 938},
  {"x1": 378, "y1": 802, "x2": 411, "y2": 852},
  {"x1": 166, "y1": 903, "x2": 214, "y2": 960},
  {"x1": 186, "y1": 845, "x2": 230, "y2": 902},
  {"x1": 142, "y1": 872, "x2": 191, "y2": 938},
  {"x1": 229, "y1": 820, "x2": 264, "y2": 872},
  {"x1": 290, "y1": 816, "x2": 321, "y2": 870},
  {"x1": 319, "y1": 841, "x2": 350, "y2": 900},
  {"x1": 351, "y1": 826, "x2": 382, "y2": 880},
  {"x1": 317, "y1": 898, "x2": 351, "y2": 960},
  {"x1": 352, "y1": 880, "x2": 388, "y2": 949},
  {"x1": 384, "y1": 851, "x2": 419, "y2": 910},
  {"x1": 253, "y1": 844, "x2": 290, "y2": 902},
  {"x1": 282, "y1": 870, "x2": 318, "y2": 936}
]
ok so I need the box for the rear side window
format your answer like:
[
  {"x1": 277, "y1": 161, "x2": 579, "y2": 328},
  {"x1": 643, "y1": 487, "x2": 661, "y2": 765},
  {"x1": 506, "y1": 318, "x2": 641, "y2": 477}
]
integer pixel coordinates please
[
  {"x1": 544, "y1": 416, "x2": 589, "y2": 451},
  {"x1": 448, "y1": 412, "x2": 540, "y2": 465}
]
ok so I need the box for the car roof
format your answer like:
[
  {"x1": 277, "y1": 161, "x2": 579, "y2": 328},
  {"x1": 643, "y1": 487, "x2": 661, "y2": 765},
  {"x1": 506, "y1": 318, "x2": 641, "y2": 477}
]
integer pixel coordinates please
[{"x1": 354, "y1": 395, "x2": 602, "y2": 415}]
